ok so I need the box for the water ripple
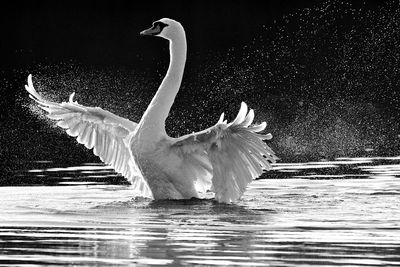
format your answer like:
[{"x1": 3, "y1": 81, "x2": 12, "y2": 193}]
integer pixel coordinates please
[{"x1": 1, "y1": 157, "x2": 400, "y2": 266}]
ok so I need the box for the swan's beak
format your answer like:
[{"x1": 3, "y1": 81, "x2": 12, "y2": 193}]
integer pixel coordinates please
[{"x1": 140, "y1": 25, "x2": 161, "y2": 36}]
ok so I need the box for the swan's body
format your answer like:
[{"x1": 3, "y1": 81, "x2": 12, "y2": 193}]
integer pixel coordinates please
[{"x1": 25, "y1": 18, "x2": 277, "y2": 203}]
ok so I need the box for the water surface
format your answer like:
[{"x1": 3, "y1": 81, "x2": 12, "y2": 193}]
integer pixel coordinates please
[{"x1": 1, "y1": 157, "x2": 400, "y2": 266}]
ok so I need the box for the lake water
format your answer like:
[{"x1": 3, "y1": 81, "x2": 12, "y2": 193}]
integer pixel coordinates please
[{"x1": 1, "y1": 157, "x2": 400, "y2": 266}]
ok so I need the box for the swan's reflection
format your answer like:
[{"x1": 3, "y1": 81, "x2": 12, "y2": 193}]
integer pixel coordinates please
[{"x1": 86, "y1": 198, "x2": 272, "y2": 265}]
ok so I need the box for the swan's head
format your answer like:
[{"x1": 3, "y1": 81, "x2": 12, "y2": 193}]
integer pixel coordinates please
[{"x1": 140, "y1": 18, "x2": 184, "y2": 40}]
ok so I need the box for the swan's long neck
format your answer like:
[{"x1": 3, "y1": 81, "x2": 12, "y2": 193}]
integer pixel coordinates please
[{"x1": 138, "y1": 29, "x2": 187, "y2": 141}]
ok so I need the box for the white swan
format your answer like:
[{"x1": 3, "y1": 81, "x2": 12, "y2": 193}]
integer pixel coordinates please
[{"x1": 25, "y1": 18, "x2": 277, "y2": 203}]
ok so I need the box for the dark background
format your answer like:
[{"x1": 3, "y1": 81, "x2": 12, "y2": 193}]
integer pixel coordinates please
[{"x1": 1, "y1": 0, "x2": 399, "y2": 171}]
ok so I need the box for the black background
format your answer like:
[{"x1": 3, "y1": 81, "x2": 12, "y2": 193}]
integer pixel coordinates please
[
  {"x1": 2, "y1": 0, "x2": 386, "y2": 67},
  {"x1": 3, "y1": 0, "x2": 324, "y2": 66}
]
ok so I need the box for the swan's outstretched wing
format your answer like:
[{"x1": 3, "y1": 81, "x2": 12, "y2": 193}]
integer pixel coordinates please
[
  {"x1": 170, "y1": 102, "x2": 277, "y2": 203},
  {"x1": 25, "y1": 74, "x2": 152, "y2": 197}
]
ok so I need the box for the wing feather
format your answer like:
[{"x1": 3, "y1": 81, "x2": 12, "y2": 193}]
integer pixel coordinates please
[
  {"x1": 25, "y1": 75, "x2": 152, "y2": 197},
  {"x1": 231, "y1": 102, "x2": 248, "y2": 125},
  {"x1": 170, "y1": 102, "x2": 277, "y2": 203},
  {"x1": 242, "y1": 109, "x2": 254, "y2": 127}
]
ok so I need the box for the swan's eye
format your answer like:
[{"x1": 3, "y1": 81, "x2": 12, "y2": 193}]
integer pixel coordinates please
[{"x1": 152, "y1": 21, "x2": 169, "y2": 33}]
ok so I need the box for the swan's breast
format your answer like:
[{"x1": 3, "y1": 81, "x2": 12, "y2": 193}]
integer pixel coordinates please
[
  {"x1": 130, "y1": 137, "x2": 194, "y2": 199},
  {"x1": 130, "y1": 136, "x2": 182, "y2": 174}
]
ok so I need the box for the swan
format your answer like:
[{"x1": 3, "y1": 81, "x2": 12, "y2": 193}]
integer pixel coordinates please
[{"x1": 25, "y1": 18, "x2": 277, "y2": 203}]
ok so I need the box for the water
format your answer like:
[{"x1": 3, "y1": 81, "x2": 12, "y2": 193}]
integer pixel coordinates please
[{"x1": 1, "y1": 157, "x2": 400, "y2": 266}]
